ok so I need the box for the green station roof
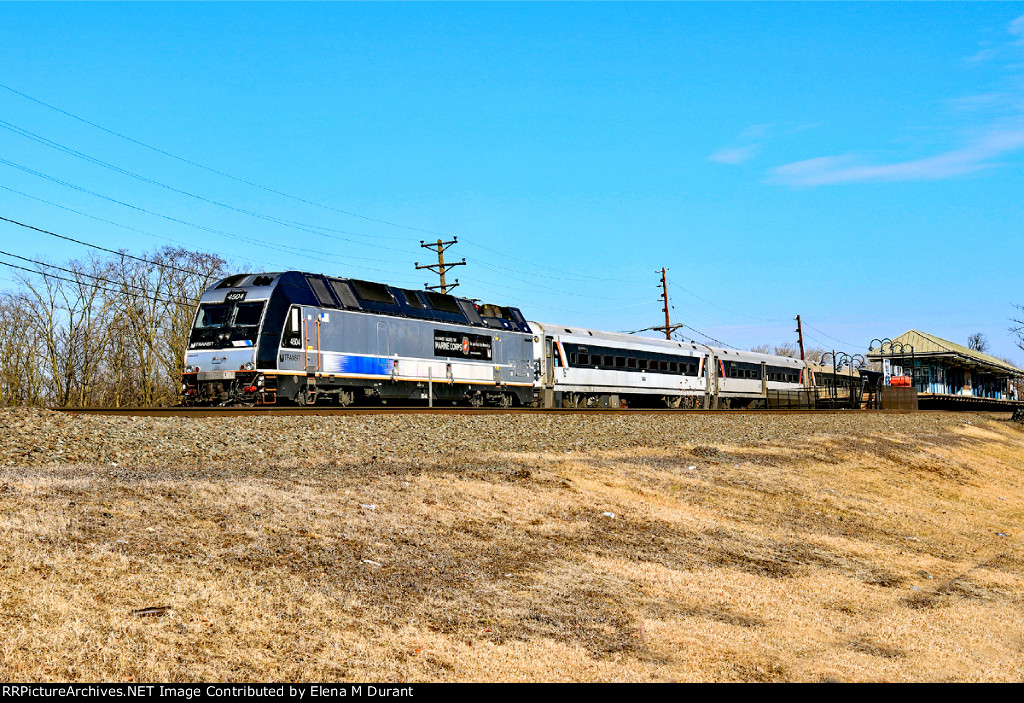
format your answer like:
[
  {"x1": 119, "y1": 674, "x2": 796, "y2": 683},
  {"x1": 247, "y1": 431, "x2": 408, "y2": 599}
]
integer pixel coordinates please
[{"x1": 867, "y1": 330, "x2": 1023, "y2": 376}]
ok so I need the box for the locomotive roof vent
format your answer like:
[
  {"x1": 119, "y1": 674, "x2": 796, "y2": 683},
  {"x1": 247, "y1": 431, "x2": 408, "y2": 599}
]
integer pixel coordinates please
[{"x1": 216, "y1": 273, "x2": 250, "y2": 289}]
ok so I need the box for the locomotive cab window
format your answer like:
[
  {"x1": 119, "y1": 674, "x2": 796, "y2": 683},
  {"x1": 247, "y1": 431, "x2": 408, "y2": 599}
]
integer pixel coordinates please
[
  {"x1": 196, "y1": 304, "x2": 231, "y2": 328},
  {"x1": 188, "y1": 301, "x2": 266, "y2": 350},
  {"x1": 234, "y1": 302, "x2": 265, "y2": 327}
]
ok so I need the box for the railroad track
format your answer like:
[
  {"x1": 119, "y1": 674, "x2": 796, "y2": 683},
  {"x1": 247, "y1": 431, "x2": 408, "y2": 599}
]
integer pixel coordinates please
[{"x1": 53, "y1": 405, "x2": 916, "y2": 418}]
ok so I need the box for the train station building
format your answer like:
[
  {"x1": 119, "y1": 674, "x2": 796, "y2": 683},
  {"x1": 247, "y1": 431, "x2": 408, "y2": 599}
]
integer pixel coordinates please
[{"x1": 866, "y1": 330, "x2": 1023, "y2": 409}]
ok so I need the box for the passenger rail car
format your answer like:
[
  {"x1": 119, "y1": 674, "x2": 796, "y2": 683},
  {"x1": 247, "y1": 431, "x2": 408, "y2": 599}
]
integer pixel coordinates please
[
  {"x1": 531, "y1": 323, "x2": 807, "y2": 408},
  {"x1": 182, "y1": 271, "x2": 536, "y2": 407}
]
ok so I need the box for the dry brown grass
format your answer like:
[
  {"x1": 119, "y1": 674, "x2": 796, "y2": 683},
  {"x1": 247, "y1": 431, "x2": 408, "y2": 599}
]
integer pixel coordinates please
[{"x1": 1, "y1": 412, "x2": 1023, "y2": 682}]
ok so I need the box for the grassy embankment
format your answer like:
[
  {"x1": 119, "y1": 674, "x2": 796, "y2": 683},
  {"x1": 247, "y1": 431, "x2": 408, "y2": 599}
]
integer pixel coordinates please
[{"x1": 0, "y1": 411, "x2": 1021, "y2": 682}]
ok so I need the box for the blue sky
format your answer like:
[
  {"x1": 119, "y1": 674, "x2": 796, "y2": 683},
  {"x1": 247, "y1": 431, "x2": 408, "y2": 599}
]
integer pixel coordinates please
[{"x1": 2, "y1": 3, "x2": 1023, "y2": 361}]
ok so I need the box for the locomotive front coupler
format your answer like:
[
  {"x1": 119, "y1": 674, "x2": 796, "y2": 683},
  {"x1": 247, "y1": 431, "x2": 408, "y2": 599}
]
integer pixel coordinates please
[{"x1": 181, "y1": 369, "x2": 267, "y2": 405}]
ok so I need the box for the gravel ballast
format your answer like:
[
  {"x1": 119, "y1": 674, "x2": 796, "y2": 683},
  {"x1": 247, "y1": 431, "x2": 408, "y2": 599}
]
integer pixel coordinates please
[{"x1": 0, "y1": 408, "x2": 995, "y2": 467}]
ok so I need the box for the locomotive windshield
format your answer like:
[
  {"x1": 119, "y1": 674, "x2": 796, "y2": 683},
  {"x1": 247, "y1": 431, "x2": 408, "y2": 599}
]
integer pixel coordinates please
[{"x1": 188, "y1": 301, "x2": 266, "y2": 349}]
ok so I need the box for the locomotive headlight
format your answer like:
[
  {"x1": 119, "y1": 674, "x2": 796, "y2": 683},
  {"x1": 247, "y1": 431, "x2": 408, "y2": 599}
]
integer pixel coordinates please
[{"x1": 243, "y1": 362, "x2": 255, "y2": 371}]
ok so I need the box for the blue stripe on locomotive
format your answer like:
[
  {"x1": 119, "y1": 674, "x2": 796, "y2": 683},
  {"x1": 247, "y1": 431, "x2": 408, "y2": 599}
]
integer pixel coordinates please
[{"x1": 322, "y1": 354, "x2": 395, "y2": 376}]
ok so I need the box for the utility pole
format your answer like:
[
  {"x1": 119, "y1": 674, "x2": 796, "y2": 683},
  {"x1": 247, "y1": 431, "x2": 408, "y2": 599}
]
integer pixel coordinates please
[
  {"x1": 795, "y1": 315, "x2": 806, "y2": 361},
  {"x1": 415, "y1": 238, "x2": 465, "y2": 294},
  {"x1": 652, "y1": 268, "x2": 683, "y2": 340}
]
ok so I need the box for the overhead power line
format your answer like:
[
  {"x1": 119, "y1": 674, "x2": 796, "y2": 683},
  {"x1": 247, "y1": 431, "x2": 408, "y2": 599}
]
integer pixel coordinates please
[
  {"x1": 0, "y1": 158, "x2": 431, "y2": 278},
  {"x1": 675, "y1": 324, "x2": 734, "y2": 349},
  {"x1": 0, "y1": 215, "x2": 204, "y2": 276},
  {"x1": 802, "y1": 321, "x2": 860, "y2": 349},
  {"x1": 0, "y1": 82, "x2": 434, "y2": 240},
  {"x1": 0, "y1": 247, "x2": 199, "y2": 301},
  {"x1": 0, "y1": 256, "x2": 193, "y2": 309},
  {"x1": 669, "y1": 280, "x2": 783, "y2": 323},
  {"x1": 1, "y1": 82, "x2": 650, "y2": 287},
  {"x1": 1, "y1": 184, "x2": 227, "y2": 258},
  {"x1": 0, "y1": 117, "x2": 419, "y2": 256}
]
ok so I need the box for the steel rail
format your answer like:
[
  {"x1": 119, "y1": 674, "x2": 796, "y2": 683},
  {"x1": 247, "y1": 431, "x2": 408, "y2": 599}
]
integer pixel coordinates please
[{"x1": 52, "y1": 406, "x2": 922, "y2": 418}]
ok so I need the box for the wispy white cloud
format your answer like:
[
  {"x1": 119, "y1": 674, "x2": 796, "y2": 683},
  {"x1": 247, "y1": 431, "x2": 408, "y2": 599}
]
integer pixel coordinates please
[
  {"x1": 965, "y1": 14, "x2": 1024, "y2": 64},
  {"x1": 771, "y1": 15, "x2": 1024, "y2": 187},
  {"x1": 711, "y1": 122, "x2": 823, "y2": 166},
  {"x1": 1010, "y1": 14, "x2": 1024, "y2": 38},
  {"x1": 709, "y1": 124, "x2": 772, "y2": 165},
  {"x1": 710, "y1": 144, "x2": 759, "y2": 164},
  {"x1": 770, "y1": 125, "x2": 1024, "y2": 185},
  {"x1": 739, "y1": 123, "x2": 772, "y2": 140}
]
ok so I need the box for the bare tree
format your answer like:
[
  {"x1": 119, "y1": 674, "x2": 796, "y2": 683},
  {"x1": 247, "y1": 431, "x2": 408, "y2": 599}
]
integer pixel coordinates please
[
  {"x1": 13, "y1": 255, "x2": 120, "y2": 407},
  {"x1": 112, "y1": 247, "x2": 226, "y2": 406},
  {"x1": 749, "y1": 342, "x2": 827, "y2": 362},
  {"x1": 803, "y1": 347, "x2": 828, "y2": 364},
  {"x1": 1012, "y1": 305, "x2": 1024, "y2": 353},
  {"x1": 0, "y1": 247, "x2": 227, "y2": 408},
  {"x1": 0, "y1": 291, "x2": 47, "y2": 406},
  {"x1": 967, "y1": 332, "x2": 990, "y2": 353}
]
